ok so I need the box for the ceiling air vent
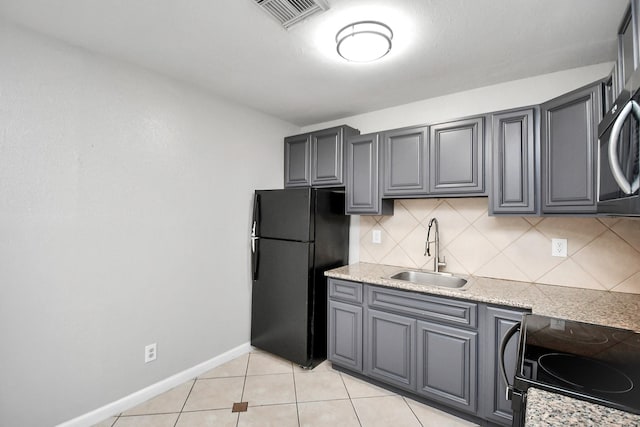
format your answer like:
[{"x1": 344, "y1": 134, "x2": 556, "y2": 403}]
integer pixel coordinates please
[{"x1": 254, "y1": 0, "x2": 329, "y2": 29}]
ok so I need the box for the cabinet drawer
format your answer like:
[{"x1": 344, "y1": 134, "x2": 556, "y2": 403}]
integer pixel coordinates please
[
  {"x1": 329, "y1": 279, "x2": 363, "y2": 304},
  {"x1": 366, "y1": 285, "x2": 477, "y2": 329}
]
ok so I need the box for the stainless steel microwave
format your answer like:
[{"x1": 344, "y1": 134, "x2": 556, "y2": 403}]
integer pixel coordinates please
[{"x1": 598, "y1": 85, "x2": 640, "y2": 216}]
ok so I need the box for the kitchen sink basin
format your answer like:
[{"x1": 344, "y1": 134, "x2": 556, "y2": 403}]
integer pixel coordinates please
[{"x1": 388, "y1": 270, "x2": 468, "y2": 289}]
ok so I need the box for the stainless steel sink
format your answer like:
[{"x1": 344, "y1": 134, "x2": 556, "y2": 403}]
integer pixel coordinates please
[{"x1": 388, "y1": 270, "x2": 468, "y2": 289}]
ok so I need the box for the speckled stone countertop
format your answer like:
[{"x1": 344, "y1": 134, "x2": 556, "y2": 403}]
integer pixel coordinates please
[
  {"x1": 325, "y1": 262, "x2": 640, "y2": 332},
  {"x1": 525, "y1": 388, "x2": 640, "y2": 426}
]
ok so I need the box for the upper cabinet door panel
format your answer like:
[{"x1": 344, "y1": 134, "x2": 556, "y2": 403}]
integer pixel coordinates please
[
  {"x1": 490, "y1": 108, "x2": 537, "y2": 215},
  {"x1": 284, "y1": 134, "x2": 311, "y2": 187},
  {"x1": 429, "y1": 117, "x2": 485, "y2": 195},
  {"x1": 541, "y1": 82, "x2": 602, "y2": 213},
  {"x1": 346, "y1": 133, "x2": 393, "y2": 215},
  {"x1": 311, "y1": 127, "x2": 342, "y2": 186},
  {"x1": 311, "y1": 127, "x2": 344, "y2": 187},
  {"x1": 382, "y1": 126, "x2": 429, "y2": 196}
]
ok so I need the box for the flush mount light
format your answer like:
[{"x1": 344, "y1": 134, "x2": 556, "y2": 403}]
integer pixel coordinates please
[{"x1": 336, "y1": 21, "x2": 393, "y2": 62}]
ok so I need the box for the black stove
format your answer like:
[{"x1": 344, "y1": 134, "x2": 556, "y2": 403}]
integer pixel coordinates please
[{"x1": 510, "y1": 314, "x2": 640, "y2": 426}]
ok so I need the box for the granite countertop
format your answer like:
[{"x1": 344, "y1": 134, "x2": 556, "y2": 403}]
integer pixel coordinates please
[
  {"x1": 525, "y1": 388, "x2": 640, "y2": 426},
  {"x1": 325, "y1": 262, "x2": 640, "y2": 332}
]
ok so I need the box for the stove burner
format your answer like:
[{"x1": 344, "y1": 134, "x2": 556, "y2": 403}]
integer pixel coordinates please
[
  {"x1": 613, "y1": 331, "x2": 640, "y2": 349},
  {"x1": 538, "y1": 353, "x2": 634, "y2": 394},
  {"x1": 545, "y1": 325, "x2": 609, "y2": 345}
]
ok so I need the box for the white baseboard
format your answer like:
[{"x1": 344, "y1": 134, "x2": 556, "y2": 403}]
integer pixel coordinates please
[{"x1": 56, "y1": 342, "x2": 252, "y2": 427}]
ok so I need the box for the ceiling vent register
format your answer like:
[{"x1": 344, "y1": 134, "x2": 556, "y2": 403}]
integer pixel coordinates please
[{"x1": 253, "y1": 0, "x2": 329, "y2": 29}]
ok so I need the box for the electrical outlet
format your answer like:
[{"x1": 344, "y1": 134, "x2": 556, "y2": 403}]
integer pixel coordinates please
[
  {"x1": 551, "y1": 238, "x2": 568, "y2": 257},
  {"x1": 372, "y1": 229, "x2": 382, "y2": 244},
  {"x1": 144, "y1": 343, "x2": 157, "y2": 363}
]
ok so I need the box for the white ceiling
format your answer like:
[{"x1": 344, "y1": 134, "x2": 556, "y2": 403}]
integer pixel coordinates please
[{"x1": 0, "y1": 0, "x2": 630, "y2": 126}]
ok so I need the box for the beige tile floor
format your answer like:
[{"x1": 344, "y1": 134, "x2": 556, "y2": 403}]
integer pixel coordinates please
[{"x1": 93, "y1": 350, "x2": 479, "y2": 427}]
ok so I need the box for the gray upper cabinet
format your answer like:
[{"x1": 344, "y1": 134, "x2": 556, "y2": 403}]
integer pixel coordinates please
[
  {"x1": 284, "y1": 134, "x2": 311, "y2": 187},
  {"x1": 284, "y1": 125, "x2": 359, "y2": 188},
  {"x1": 382, "y1": 126, "x2": 429, "y2": 197},
  {"x1": 541, "y1": 82, "x2": 603, "y2": 213},
  {"x1": 429, "y1": 117, "x2": 486, "y2": 195},
  {"x1": 346, "y1": 133, "x2": 394, "y2": 215},
  {"x1": 490, "y1": 108, "x2": 538, "y2": 215},
  {"x1": 617, "y1": 2, "x2": 638, "y2": 91},
  {"x1": 417, "y1": 320, "x2": 477, "y2": 414},
  {"x1": 481, "y1": 306, "x2": 527, "y2": 426}
]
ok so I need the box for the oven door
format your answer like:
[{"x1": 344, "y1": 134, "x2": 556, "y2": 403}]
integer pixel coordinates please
[{"x1": 598, "y1": 95, "x2": 640, "y2": 215}]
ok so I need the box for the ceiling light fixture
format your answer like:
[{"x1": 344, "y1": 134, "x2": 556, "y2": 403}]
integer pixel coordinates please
[{"x1": 336, "y1": 21, "x2": 393, "y2": 62}]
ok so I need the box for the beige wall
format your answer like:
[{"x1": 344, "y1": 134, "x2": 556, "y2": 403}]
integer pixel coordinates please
[{"x1": 359, "y1": 199, "x2": 640, "y2": 294}]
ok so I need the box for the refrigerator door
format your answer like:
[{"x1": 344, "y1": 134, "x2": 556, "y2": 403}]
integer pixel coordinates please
[
  {"x1": 251, "y1": 238, "x2": 314, "y2": 366},
  {"x1": 254, "y1": 188, "x2": 314, "y2": 242}
]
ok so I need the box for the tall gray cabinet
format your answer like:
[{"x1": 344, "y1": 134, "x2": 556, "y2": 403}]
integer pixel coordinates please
[
  {"x1": 345, "y1": 133, "x2": 394, "y2": 215},
  {"x1": 490, "y1": 108, "x2": 538, "y2": 215},
  {"x1": 540, "y1": 81, "x2": 603, "y2": 213}
]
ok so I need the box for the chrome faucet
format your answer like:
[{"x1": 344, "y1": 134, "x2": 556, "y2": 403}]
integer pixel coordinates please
[{"x1": 424, "y1": 217, "x2": 446, "y2": 273}]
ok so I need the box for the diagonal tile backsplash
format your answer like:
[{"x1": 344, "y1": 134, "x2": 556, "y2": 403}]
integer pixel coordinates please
[{"x1": 359, "y1": 198, "x2": 640, "y2": 294}]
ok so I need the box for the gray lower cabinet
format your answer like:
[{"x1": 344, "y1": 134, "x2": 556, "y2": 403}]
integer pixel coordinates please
[
  {"x1": 540, "y1": 81, "x2": 603, "y2": 213},
  {"x1": 328, "y1": 279, "x2": 363, "y2": 371},
  {"x1": 481, "y1": 306, "x2": 527, "y2": 426},
  {"x1": 429, "y1": 116, "x2": 486, "y2": 195},
  {"x1": 345, "y1": 133, "x2": 393, "y2": 215},
  {"x1": 382, "y1": 126, "x2": 429, "y2": 197},
  {"x1": 417, "y1": 320, "x2": 477, "y2": 413},
  {"x1": 284, "y1": 125, "x2": 359, "y2": 188},
  {"x1": 490, "y1": 108, "x2": 538, "y2": 215},
  {"x1": 327, "y1": 280, "x2": 528, "y2": 424},
  {"x1": 328, "y1": 300, "x2": 363, "y2": 371},
  {"x1": 365, "y1": 308, "x2": 416, "y2": 391}
]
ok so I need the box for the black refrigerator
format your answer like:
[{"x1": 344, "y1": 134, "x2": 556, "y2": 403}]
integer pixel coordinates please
[{"x1": 250, "y1": 188, "x2": 349, "y2": 368}]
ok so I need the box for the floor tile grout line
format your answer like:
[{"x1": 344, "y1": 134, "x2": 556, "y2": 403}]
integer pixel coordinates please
[
  {"x1": 172, "y1": 379, "x2": 197, "y2": 427},
  {"x1": 402, "y1": 396, "x2": 425, "y2": 427},
  {"x1": 339, "y1": 372, "x2": 363, "y2": 427},
  {"x1": 292, "y1": 365, "x2": 301, "y2": 427},
  {"x1": 236, "y1": 353, "x2": 252, "y2": 427}
]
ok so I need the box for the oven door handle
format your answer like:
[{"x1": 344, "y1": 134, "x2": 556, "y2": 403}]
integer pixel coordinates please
[
  {"x1": 609, "y1": 99, "x2": 640, "y2": 195},
  {"x1": 500, "y1": 321, "x2": 521, "y2": 401}
]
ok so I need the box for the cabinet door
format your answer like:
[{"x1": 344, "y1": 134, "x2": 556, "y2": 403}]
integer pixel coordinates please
[
  {"x1": 346, "y1": 133, "x2": 393, "y2": 215},
  {"x1": 328, "y1": 300, "x2": 363, "y2": 371},
  {"x1": 429, "y1": 117, "x2": 486, "y2": 195},
  {"x1": 310, "y1": 127, "x2": 344, "y2": 187},
  {"x1": 382, "y1": 126, "x2": 429, "y2": 196},
  {"x1": 490, "y1": 108, "x2": 537, "y2": 215},
  {"x1": 365, "y1": 308, "x2": 416, "y2": 391},
  {"x1": 284, "y1": 134, "x2": 311, "y2": 187},
  {"x1": 541, "y1": 82, "x2": 602, "y2": 213},
  {"x1": 417, "y1": 320, "x2": 477, "y2": 414},
  {"x1": 481, "y1": 307, "x2": 526, "y2": 426}
]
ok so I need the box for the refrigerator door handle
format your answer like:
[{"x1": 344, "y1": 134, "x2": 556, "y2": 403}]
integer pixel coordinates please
[
  {"x1": 252, "y1": 237, "x2": 260, "y2": 281},
  {"x1": 251, "y1": 193, "x2": 261, "y2": 281}
]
